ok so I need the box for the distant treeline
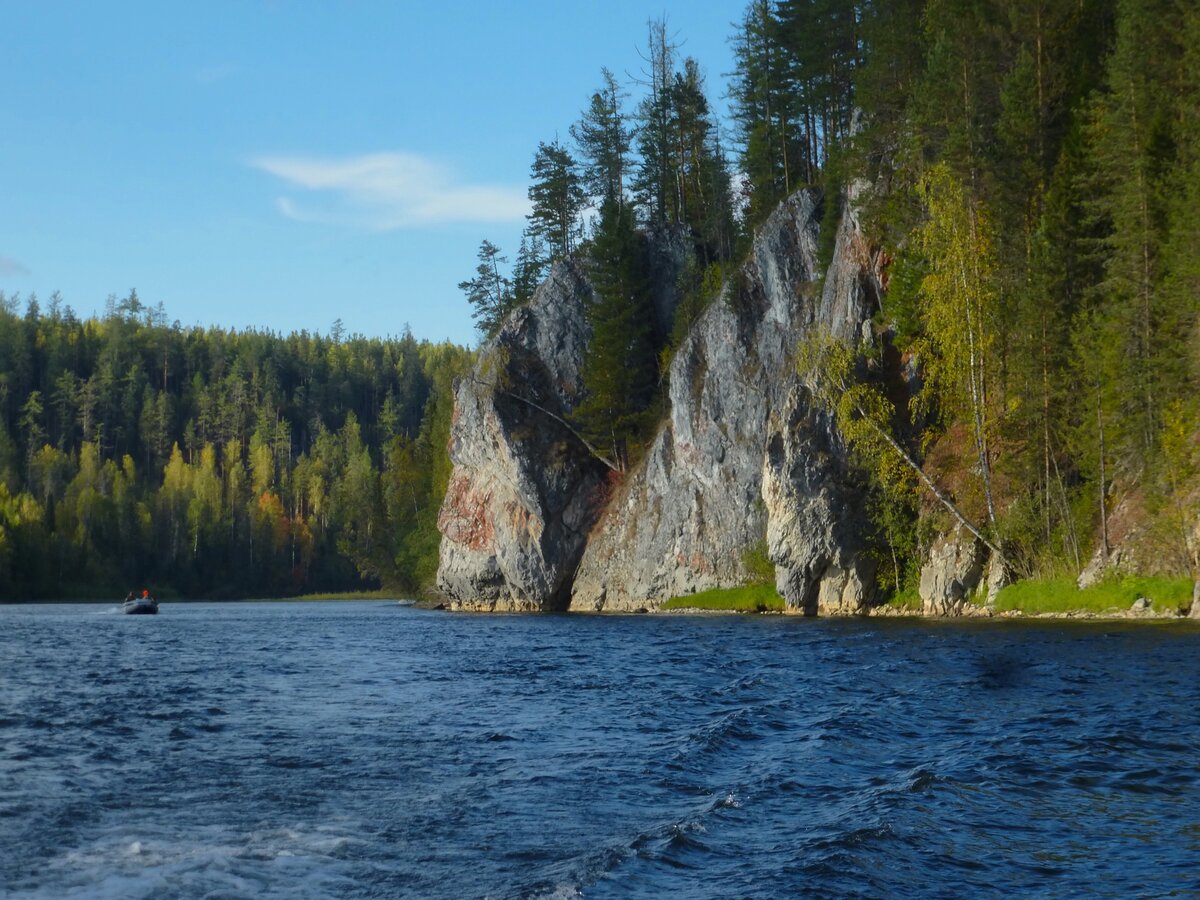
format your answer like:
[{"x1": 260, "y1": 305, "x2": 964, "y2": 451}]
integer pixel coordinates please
[{"x1": 0, "y1": 291, "x2": 471, "y2": 599}]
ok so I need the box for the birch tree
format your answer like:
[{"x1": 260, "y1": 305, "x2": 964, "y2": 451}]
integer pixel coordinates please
[{"x1": 915, "y1": 162, "x2": 1002, "y2": 527}]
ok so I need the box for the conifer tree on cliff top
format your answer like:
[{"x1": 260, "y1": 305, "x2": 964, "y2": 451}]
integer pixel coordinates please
[
  {"x1": 574, "y1": 198, "x2": 655, "y2": 472},
  {"x1": 527, "y1": 140, "x2": 586, "y2": 260},
  {"x1": 571, "y1": 67, "x2": 632, "y2": 211}
]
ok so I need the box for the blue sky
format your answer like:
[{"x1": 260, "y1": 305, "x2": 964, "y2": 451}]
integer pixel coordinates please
[{"x1": 1, "y1": 1, "x2": 738, "y2": 346}]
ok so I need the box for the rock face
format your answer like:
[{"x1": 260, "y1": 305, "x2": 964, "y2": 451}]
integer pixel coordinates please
[
  {"x1": 571, "y1": 188, "x2": 880, "y2": 613},
  {"x1": 918, "y1": 526, "x2": 987, "y2": 614},
  {"x1": 436, "y1": 261, "x2": 606, "y2": 611},
  {"x1": 437, "y1": 187, "x2": 883, "y2": 613},
  {"x1": 436, "y1": 236, "x2": 689, "y2": 612}
]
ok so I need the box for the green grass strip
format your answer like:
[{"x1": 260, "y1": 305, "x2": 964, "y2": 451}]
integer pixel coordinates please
[
  {"x1": 993, "y1": 575, "x2": 1194, "y2": 614},
  {"x1": 661, "y1": 584, "x2": 785, "y2": 612}
]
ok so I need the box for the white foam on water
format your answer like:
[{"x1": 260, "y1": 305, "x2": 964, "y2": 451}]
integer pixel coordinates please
[
  {"x1": 530, "y1": 884, "x2": 583, "y2": 900},
  {"x1": 718, "y1": 791, "x2": 742, "y2": 809},
  {"x1": 9, "y1": 820, "x2": 364, "y2": 899}
]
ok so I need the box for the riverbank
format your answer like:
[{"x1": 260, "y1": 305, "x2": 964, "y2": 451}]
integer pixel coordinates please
[{"x1": 662, "y1": 575, "x2": 1200, "y2": 620}]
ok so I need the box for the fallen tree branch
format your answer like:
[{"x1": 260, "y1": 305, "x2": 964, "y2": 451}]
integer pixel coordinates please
[{"x1": 467, "y1": 375, "x2": 620, "y2": 473}]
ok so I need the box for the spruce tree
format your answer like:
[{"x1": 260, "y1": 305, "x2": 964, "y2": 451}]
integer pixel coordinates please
[
  {"x1": 458, "y1": 240, "x2": 514, "y2": 339},
  {"x1": 574, "y1": 199, "x2": 655, "y2": 471},
  {"x1": 570, "y1": 68, "x2": 632, "y2": 209},
  {"x1": 632, "y1": 18, "x2": 679, "y2": 226},
  {"x1": 511, "y1": 231, "x2": 549, "y2": 306},
  {"x1": 527, "y1": 140, "x2": 586, "y2": 259},
  {"x1": 729, "y1": 0, "x2": 794, "y2": 217}
]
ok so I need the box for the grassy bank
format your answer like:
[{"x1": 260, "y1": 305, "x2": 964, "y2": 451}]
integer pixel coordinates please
[
  {"x1": 993, "y1": 575, "x2": 1195, "y2": 615},
  {"x1": 661, "y1": 585, "x2": 785, "y2": 612},
  {"x1": 887, "y1": 588, "x2": 922, "y2": 612},
  {"x1": 283, "y1": 589, "x2": 402, "y2": 601}
]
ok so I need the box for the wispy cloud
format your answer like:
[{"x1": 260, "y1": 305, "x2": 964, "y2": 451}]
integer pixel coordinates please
[
  {"x1": 250, "y1": 152, "x2": 530, "y2": 229},
  {"x1": 0, "y1": 255, "x2": 29, "y2": 276}
]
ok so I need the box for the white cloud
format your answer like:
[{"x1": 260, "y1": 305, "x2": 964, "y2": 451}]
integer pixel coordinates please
[
  {"x1": 0, "y1": 255, "x2": 29, "y2": 276},
  {"x1": 250, "y1": 152, "x2": 530, "y2": 229}
]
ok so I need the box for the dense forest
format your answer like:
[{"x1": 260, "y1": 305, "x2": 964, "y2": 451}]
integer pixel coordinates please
[
  {"x1": 0, "y1": 292, "x2": 471, "y2": 598},
  {"x1": 4, "y1": 0, "x2": 1198, "y2": 599},
  {"x1": 465, "y1": 0, "x2": 1200, "y2": 594}
]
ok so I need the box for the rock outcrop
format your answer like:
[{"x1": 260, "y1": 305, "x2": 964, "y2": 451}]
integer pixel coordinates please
[
  {"x1": 438, "y1": 187, "x2": 884, "y2": 613},
  {"x1": 572, "y1": 188, "x2": 880, "y2": 613},
  {"x1": 918, "y1": 525, "x2": 987, "y2": 614},
  {"x1": 436, "y1": 261, "x2": 605, "y2": 611},
  {"x1": 436, "y1": 236, "x2": 690, "y2": 611}
]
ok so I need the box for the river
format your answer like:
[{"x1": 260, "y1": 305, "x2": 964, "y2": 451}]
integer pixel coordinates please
[{"x1": 2, "y1": 601, "x2": 1198, "y2": 897}]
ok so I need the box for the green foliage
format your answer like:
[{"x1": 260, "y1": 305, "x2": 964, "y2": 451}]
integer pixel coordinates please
[
  {"x1": 798, "y1": 332, "x2": 909, "y2": 498},
  {"x1": 661, "y1": 584, "x2": 784, "y2": 612},
  {"x1": 573, "y1": 199, "x2": 656, "y2": 471},
  {"x1": 729, "y1": 0, "x2": 861, "y2": 213},
  {"x1": 458, "y1": 240, "x2": 515, "y2": 339},
  {"x1": 816, "y1": 175, "x2": 843, "y2": 274},
  {"x1": 866, "y1": 482, "x2": 922, "y2": 599},
  {"x1": 669, "y1": 259, "x2": 726, "y2": 355},
  {"x1": 0, "y1": 293, "x2": 471, "y2": 599},
  {"x1": 887, "y1": 587, "x2": 922, "y2": 611},
  {"x1": 993, "y1": 575, "x2": 1195, "y2": 614},
  {"x1": 879, "y1": 246, "x2": 928, "y2": 342},
  {"x1": 913, "y1": 164, "x2": 1002, "y2": 527},
  {"x1": 741, "y1": 539, "x2": 775, "y2": 586},
  {"x1": 511, "y1": 231, "x2": 550, "y2": 307},
  {"x1": 570, "y1": 67, "x2": 632, "y2": 209},
  {"x1": 527, "y1": 140, "x2": 586, "y2": 259}
]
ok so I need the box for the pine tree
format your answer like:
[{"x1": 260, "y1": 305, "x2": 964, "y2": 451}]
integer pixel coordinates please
[
  {"x1": 570, "y1": 68, "x2": 632, "y2": 209},
  {"x1": 458, "y1": 239, "x2": 514, "y2": 339},
  {"x1": 574, "y1": 199, "x2": 655, "y2": 471},
  {"x1": 527, "y1": 140, "x2": 586, "y2": 259}
]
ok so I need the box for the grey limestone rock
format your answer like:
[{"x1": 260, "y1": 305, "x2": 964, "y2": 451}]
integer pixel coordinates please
[
  {"x1": 437, "y1": 185, "x2": 884, "y2": 614},
  {"x1": 985, "y1": 557, "x2": 1011, "y2": 606},
  {"x1": 919, "y1": 525, "x2": 987, "y2": 615},
  {"x1": 571, "y1": 187, "x2": 880, "y2": 613},
  {"x1": 435, "y1": 261, "x2": 605, "y2": 611}
]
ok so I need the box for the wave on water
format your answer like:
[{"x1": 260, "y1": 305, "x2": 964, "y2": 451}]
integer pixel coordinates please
[
  {"x1": 9, "y1": 822, "x2": 364, "y2": 900},
  {"x1": 3, "y1": 603, "x2": 1200, "y2": 898}
]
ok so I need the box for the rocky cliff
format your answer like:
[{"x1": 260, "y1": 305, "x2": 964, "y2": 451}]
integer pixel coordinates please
[
  {"x1": 573, "y1": 189, "x2": 880, "y2": 613},
  {"x1": 437, "y1": 187, "x2": 885, "y2": 613},
  {"x1": 435, "y1": 261, "x2": 605, "y2": 610}
]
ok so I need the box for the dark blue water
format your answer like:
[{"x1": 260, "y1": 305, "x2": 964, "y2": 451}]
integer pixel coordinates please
[{"x1": 2, "y1": 602, "x2": 1199, "y2": 898}]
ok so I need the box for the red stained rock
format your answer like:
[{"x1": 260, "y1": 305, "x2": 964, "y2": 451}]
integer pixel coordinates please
[{"x1": 438, "y1": 473, "x2": 495, "y2": 552}]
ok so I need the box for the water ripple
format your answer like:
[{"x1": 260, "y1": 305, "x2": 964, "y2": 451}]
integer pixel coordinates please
[{"x1": 2, "y1": 603, "x2": 1199, "y2": 897}]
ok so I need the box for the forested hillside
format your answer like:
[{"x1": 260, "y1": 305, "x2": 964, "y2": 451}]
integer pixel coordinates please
[
  {"x1": 0, "y1": 292, "x2": 471, "y2": 598},
  {"x1": 462, "y1": 0, "x2": 1200, "y2": 597},
  {"x1": 768, "y1": 0, "x2": 1200, "y2": 587},
  {"x1": 5, "y1": 0, "x2": 1198, "y2": 601}
]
